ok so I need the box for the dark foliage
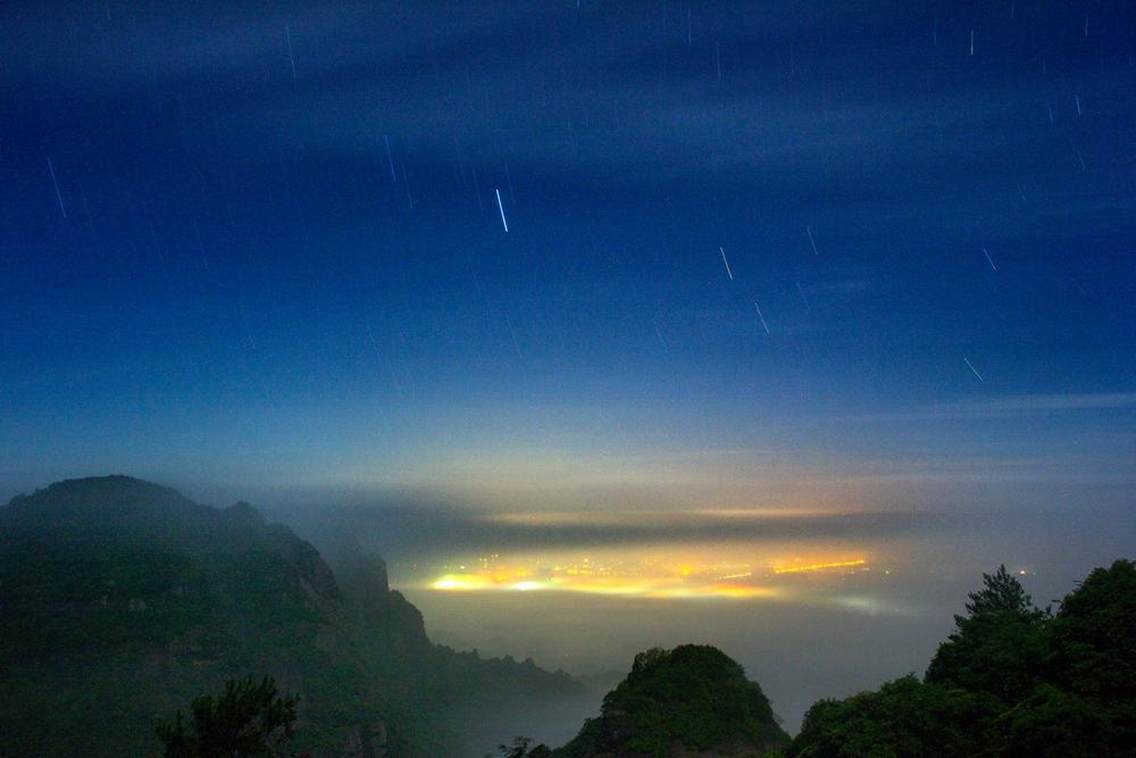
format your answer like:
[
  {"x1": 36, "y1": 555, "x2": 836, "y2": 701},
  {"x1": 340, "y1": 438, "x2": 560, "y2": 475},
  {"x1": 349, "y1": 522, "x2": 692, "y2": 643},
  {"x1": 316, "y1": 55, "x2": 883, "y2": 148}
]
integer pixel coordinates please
[
  {"x1": 1047, "y1": 560, "x2": 1136, "y2": 701},
  {"x1": 987, "y1": 684, "x2": 1111, "y2": 758},
  {"x1": 155, "y1": 676, "x2": 299, "y2": 757},
  {"x1": 925, "y1": 565, "x2": 1050, "y2": 703},
  {"x1": 789, "y1": 560, "x2": 1136, "y2": 758},
  {"x1": 790, "y1": 676, "x2": 997, "y2": 757},
  {"x1": 496, "y1": 736, "x2": 552, "y2": 758},
  {"x1": 554, "y1": 644, "x2": 788, "y2": 757}
]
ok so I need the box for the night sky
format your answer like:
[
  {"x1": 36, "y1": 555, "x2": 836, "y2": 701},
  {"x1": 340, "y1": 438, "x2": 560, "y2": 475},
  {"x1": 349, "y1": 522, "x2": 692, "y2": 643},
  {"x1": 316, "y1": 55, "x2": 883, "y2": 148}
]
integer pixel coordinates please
[{"x1": 3, "y1": 1, "x2": 1134, "y2": 508}]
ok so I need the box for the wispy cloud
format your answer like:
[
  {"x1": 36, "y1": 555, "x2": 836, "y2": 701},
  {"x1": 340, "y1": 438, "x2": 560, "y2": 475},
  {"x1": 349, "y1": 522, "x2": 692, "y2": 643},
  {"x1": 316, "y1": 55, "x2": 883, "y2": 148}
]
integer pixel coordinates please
[{"x1": 847, "y1": 392, "x2": 1136, "y2": 422}]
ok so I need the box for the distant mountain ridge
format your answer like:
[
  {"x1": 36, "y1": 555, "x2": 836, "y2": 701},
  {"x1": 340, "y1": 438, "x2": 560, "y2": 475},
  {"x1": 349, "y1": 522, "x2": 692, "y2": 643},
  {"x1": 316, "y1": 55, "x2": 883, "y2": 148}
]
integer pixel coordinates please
[
  {"x1": 4, "y1": 475, "x2": 340, "y2": 600},
  {"x1": 0, "y1": 475, "x2": 580, "y2": 757}
]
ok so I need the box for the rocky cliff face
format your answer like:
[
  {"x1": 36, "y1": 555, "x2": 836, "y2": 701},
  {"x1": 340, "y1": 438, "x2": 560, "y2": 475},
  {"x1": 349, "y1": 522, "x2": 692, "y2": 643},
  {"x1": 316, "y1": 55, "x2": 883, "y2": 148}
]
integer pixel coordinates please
[
  {"x1": 0, "y1": 475, "x2": 580, "y2": 757},
  {"x1": 2, "y1": 476, "x2": 341, "y2": 612}
]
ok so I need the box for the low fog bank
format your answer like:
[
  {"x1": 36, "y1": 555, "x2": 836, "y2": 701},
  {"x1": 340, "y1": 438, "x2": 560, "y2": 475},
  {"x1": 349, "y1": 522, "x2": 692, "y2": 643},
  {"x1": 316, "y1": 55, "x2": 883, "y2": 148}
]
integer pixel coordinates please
[
  {"x1": 444, "y1": 691, "x2": 609, "y2": 758},
  {"x1": 258, "y1": 487, "x2": 1134, "y2": 735}
]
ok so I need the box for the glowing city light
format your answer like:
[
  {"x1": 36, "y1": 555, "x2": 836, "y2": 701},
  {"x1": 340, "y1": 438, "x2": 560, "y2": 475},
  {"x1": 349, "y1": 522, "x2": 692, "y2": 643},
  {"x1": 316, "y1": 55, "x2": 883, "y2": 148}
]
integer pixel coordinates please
[
  {"x1": 425, "y1": 552, "x2": 869, "y2": 600},
  {"x1": 773, "y1": 559, "x2": 867, "y2": 574}
]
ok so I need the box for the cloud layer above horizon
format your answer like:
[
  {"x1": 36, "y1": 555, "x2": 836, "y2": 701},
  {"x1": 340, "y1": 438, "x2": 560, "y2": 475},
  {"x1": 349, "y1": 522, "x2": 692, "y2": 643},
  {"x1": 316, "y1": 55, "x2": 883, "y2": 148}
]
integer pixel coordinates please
[{"x1": 1, "y1": 0, "x2": 1133, "y2": 509}]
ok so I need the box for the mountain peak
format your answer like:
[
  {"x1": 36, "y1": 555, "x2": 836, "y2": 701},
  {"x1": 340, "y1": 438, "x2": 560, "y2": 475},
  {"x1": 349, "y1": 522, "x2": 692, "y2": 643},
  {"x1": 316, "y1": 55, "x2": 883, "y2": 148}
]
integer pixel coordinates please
[
  {"x1": 223, "y1": 500, "x2": 265, "y2": 524},
  {"x1": 0, "y1": 475, "x2": 338, "y2": 598},
  {"x1": 554, "y1": 644, "x2": 788, "y2": 757},
  {"x1": 7, "y1": 474, "x2": 180, "y2": 507},
  {"x1": 2, "y1": 474, "x2": 210, "y2": 535}
]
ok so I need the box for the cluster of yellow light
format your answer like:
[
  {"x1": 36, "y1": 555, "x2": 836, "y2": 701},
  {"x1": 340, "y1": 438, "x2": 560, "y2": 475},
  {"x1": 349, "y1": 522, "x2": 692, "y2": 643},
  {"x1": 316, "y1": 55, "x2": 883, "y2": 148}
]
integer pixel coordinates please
[
  {"x1": 428, "y1": 572, "x2": 779, "y2": 600},
  {"x1": 716, "y1": 571, "x2": 753, "y2": 580},
  {"x1": 424, "y1": 543, "x2": 873, "y2": 600},
  {"x1": 772, "y1": 559, "x2": 867, "y2": 574}
]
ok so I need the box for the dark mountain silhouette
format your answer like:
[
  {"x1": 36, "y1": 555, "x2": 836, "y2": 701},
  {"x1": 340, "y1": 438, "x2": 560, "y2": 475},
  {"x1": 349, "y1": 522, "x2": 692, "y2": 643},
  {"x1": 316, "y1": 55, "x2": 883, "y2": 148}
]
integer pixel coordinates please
[
  {"x1": 537, "y1": 644, "x2": 788, "y2": 757},
  {"x1": 0, "y1": 475, "x2": 579, "y2": 756}
]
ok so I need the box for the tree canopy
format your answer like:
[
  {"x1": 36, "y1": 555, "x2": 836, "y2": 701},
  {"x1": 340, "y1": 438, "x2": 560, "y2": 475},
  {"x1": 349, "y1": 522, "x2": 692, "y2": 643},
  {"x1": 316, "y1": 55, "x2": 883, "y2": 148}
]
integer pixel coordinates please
[
  {"x1": 925, "y1": 565, "x2": 1050, "y2": 703},
  {"x1": 154, "y1": 675, "x2": 299, "y2": 757},
  {"x1": 789, "y1": 560, "x2": 1136, "y2": 758}
]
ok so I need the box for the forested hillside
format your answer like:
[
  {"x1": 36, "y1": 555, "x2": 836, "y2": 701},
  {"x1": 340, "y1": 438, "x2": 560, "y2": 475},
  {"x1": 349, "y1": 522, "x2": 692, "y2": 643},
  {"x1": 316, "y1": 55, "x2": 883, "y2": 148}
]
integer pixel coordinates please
[{"x1": 0, "y1": 476, "x2": 579, "y2": 756}]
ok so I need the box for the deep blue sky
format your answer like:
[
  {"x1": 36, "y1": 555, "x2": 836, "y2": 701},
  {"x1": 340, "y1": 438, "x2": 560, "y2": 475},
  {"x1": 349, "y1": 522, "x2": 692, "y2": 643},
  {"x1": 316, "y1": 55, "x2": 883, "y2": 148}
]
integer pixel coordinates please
[{"x1": 2, "y1": 1, "x2": 1133, "y2": 508}]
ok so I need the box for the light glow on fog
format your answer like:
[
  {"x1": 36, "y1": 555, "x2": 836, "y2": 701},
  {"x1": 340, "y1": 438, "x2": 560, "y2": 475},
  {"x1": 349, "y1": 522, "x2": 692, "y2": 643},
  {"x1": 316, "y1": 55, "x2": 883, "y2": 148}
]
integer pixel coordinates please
[
  {"x1": 425, "y1": 550, "x2": 870, "y2": 600},
  {"x1": 429, "y1": 572, "x2": 782, "y2": 599},
  {"x1": 774, "y1": 559, "x2": 867, "y2": 574}
]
